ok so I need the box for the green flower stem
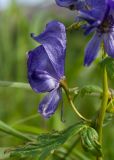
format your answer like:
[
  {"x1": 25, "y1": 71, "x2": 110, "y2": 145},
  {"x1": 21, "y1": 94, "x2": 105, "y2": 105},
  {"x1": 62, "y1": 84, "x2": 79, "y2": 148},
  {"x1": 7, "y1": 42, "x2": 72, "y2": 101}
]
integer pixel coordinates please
[
  {"x1": 96, "y1": 66, "x2": 109, "y2": 160},
  {"x1": 66, "y1": 22, "x2": 84, "y2": 31},
  {"x1": 60, "y1": 78, "x2": 91, "y2": 123},
  {"x1": 0, "y1": 81, "x2": 31, "y2": 90},
  {"x1": 11, "y1": 114, "x2": 38, "y2": 126}
]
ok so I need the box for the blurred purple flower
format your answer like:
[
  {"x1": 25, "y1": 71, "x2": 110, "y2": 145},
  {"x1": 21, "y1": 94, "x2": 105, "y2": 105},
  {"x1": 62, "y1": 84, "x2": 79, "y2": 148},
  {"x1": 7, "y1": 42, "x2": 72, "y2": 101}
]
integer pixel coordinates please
[
  {"x1": 55, "y1": 0, "x2": 114, "y2": 65},
  {"x1": 55, "y1": 0, "x2": 106, "y2": 20},
  {"x1": 79, "y1": 1, "x2": 114, "y2": 65},
  {"x1": 108, "y1": 0, "x2": 114, "y2": 8},
  {"x1": 55, "y1": 0, "x2": 85, "y2": 10},
  {"x1": 27, "y1": 20, "x2": 66, "y2": 118}
]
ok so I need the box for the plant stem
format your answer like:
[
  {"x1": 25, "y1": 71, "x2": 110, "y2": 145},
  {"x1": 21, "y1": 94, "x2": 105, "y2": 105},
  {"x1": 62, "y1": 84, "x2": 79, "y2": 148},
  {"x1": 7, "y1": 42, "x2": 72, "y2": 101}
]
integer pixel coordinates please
[
  {"x1": 60, "y1": 78, "x2": 91, "y2": 123},
  {"x1": 96, "y1": 66, "x2": 109, "y2": 160},
  {"x1": 0, "y1": 81, "x2": 31, "y2": 90},
  {"x1": 11, "y1": 114, "x2": 38, "y2": 126}
]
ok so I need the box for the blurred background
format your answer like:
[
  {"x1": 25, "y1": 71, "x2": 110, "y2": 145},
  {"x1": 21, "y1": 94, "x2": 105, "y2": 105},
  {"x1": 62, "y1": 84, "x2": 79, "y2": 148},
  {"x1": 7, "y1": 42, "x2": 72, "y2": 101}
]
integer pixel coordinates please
[{"x1": 0, "y1": 0, "x2": 114, "y2": 159}]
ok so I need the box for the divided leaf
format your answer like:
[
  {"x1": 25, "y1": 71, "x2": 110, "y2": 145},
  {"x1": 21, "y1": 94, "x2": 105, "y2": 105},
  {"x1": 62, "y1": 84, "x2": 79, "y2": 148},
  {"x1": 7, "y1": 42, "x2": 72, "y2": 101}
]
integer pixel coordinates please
[
  {"x1": 8, "y1": 123, "x2": 86, "y2": 159},
  {"x1": 79, "y1": 85, "x2": 102, "y2": 97},
  {"x1": 80, "y1": 126, "x2": 102, "y2": 156}
]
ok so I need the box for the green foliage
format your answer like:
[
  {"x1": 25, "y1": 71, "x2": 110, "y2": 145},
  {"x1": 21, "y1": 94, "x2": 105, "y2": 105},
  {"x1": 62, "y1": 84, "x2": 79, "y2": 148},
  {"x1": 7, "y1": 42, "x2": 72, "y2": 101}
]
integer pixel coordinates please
[
  {"x1": 0, "y1": 148, "x2": 10, "y2": 160},
  {"x1": 8, "y1": 123, "x2": 86, "y2": 159},
  {"x1": 0, "y1": 1, "x2": 114, "y2": 160},
  {"x1": 80, "y1": 126, "x2": 102, "y2": 156},
  {"x1": 101, "y1": 57, "x2": 114, "y2": 79},
  {"x1": 79, "y1": 85, "x2": 102, "y2": 97},
  {"x1": 0, "y1": 120, "x2": 33, "y2": 141},
  {"x1": 107, "y1": 98, "x2": 114, "y2": 114}
]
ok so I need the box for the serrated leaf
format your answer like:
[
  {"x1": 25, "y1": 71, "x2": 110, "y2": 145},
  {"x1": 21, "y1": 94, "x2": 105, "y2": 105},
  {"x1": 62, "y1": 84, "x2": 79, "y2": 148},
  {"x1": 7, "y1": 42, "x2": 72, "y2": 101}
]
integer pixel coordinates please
[
  {"x1": 79, "y1": 85, "x2": 102, "y2": 97},
  {"x1": 9, "y1": 122, "x2": 86, "y2": 159},
  {"x1": 101, "y1": 57, "x2": 114, "y2": 79},
  {"x1": 80, "y1": 127, "x2": 102, "y2": 156}
]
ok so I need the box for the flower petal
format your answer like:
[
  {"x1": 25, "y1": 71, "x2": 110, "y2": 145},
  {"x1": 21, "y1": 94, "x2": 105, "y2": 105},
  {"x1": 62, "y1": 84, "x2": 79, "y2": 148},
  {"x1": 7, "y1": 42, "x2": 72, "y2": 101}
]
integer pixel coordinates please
[
  {"x1": 27, "y1": 45, "x2": 59, "y2": 93},
  {"x1": 103, "y1": 32, "x2": 114, "y2": 58},
  {"x1": 107, "y1": 0, "x2": 114, "y2": 9},
  {"x1": 55, "y1": 0, "x2": 84, "y2": 10},
  {"x1": 77, "y1": 0, "x2": 107, "y2": 21},
  {"x1": 84, "y1": 33, "x2": 102, "y2": 66},
  {"x1": 31, "y1": 20, "x2": 66, "y2": 78},
  {"x1": 38, "y1": 88, "x2": 61, "y2": 118}
]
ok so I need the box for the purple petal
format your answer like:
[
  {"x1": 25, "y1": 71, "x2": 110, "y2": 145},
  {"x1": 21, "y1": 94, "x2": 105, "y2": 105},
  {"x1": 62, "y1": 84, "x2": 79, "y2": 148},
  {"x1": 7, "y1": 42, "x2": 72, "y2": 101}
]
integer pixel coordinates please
[
  {"x1": 55, "y1": 0, "x2": 84, "y2": 10},
  {"x1": 84, "y1": 33, "x2": 102, "y2": 66},
  {"x1": 31, "y1": 20, "x2": 66, "y2": 78},
  {"x1": 77, "y1": 0, "x2": 107, "y2": 21},
  {"x1": 55, "y1": 0, "x2": 76, "y2": 8},
  {"x1": 27, "y1": 45, "x2": 59, "y2": 93},
  {"x1": 82, "y1": 20, "x2": 101, "y2": 35},
  {"x1": 86, "y1": 0, "x2": 106, "y2": 8},
  {"x1": 108, "y1": 0, "x2": 114, "y2": 8},
  {"x1": 38, "y1": 88, "x2": 61, "y2": 118},
  {"x1": 103, "y1": 32, "x2": 114, "y2": 58}
]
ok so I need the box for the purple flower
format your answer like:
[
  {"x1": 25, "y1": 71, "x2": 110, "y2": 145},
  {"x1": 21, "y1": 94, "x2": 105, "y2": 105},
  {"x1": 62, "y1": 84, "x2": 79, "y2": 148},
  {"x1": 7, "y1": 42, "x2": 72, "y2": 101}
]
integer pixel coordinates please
[
  {"x1": 108, "y1": 0, "x2": 114, "y2": 8},
  {"x1": 55, "y1": 0, "x2": 85, "y2": 10},
  {"x1": 55, "y1": 0, "x2": 106, "y2": 20},
  {"x1": 27, "y1": 20, "x2": 66, "y2": 118},
  {"x1": 79, "y1": 1, "x2": 114, "y2": 65},
  {"x1": 71, "y1": 0, "x2": 114, "y2": 66},
  {"x1": 58, "y1": 0, "x2": 113, "y2": 66}
]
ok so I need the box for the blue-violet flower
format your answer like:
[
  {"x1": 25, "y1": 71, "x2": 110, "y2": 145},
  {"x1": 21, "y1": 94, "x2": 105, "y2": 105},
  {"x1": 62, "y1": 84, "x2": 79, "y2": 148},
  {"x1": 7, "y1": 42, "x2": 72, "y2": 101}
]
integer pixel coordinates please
[
  {"x1": 55, "y1": 0, "x2": 107, "y2": 21},
  {"x1": 56, "y1": 0, "x2": 114, "y2": 65},
  {"x1": 27, "y1": 20, "x2": 66, "y2": 118},
  {"x1": 78, "y1": 1, "x2": 114, "y2": 65},
  {"x1": 108, "y1": 0, "x2": 114, "y2": 8}
]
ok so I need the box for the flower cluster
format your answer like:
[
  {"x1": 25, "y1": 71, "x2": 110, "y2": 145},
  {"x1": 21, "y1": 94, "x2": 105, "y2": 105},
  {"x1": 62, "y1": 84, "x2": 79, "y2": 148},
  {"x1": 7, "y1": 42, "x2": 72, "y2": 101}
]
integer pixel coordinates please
[
  {"x1": 27, "y1": 0, "x2": 114, "y2": 118},
  {"x1": 56, "y1": 0, "x2": 114, "y2": 65}
]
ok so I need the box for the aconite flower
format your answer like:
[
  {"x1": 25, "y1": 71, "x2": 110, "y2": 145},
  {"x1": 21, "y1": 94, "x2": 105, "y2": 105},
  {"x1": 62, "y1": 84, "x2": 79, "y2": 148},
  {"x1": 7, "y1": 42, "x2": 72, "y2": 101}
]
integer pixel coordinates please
[
  {"x1": 79, "y1": 1, "x2": 114, "y2": 65},
  {"x1": 27, "y1": 20, "x2": 66, "y2": 118},
  {"x1": 56, "y1": 0, "x2": 114, "y2": 66}
]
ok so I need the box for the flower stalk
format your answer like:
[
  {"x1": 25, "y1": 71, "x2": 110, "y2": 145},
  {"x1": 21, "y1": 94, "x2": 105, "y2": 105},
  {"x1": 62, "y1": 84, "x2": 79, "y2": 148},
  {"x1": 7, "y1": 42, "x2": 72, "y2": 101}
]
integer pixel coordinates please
[
  {"x1": 60, "y1": 78, "x2": 91, "y2": 123},
  {"x1": 96, "y1": 65, "x2": 109, "y2": 160},
  {"x1": 0, "y1": 81, "x2": 31, "y2": 90}
]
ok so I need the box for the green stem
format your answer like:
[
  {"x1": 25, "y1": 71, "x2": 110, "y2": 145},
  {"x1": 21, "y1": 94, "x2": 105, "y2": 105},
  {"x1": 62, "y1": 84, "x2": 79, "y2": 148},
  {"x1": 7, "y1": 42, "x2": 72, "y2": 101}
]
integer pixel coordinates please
[
  {"x1": 11, "y1": 114, "x2": 38, "y2": 126},
  {"x1": 0, "y1": 81, "x2": 31, "y2": 90},
  {"x1": 96, "y1": 66, "x2": 109, "y2": 160},
  {"x1": 60, "y1": 78, "x2": 91, "y2": 123}
]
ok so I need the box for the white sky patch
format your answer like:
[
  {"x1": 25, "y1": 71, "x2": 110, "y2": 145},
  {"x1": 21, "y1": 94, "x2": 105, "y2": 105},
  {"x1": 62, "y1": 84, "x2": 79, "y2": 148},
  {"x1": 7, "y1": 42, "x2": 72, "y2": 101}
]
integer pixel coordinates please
[
  {"x1": 0, "y1": 0, "x2": 54, "y2": 9},
  {"x1": 0, "y1": 0, "x2": 10, "y2": 9}
]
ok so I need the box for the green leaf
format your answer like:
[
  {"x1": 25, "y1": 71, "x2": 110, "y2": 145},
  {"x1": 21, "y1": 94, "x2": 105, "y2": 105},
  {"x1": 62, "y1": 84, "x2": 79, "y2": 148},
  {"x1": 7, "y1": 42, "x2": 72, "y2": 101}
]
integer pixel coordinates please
[
  {"x1": 103, "y1": 113, "x2": 114, "y2": 126},
  {"x1": 106, "y1": 98, "x2": 114, "y2": 114},
  {"x1": 79, "y1": 85, "x2": 102, "y2": 97},
  {"x1": 10, "y1": 122, "x2": 86, "y2": 159},
  {"x1": 101, "y1": 57, "x2": 114, "y2": 79},
  {"x1": 80, "y1": 126, "x2": 102, "y2": 156},
  {"x1": 0, "y1": 120, "x2": 33, "y2": 141},
  {"x1": 0, "y1": 148, "x2": 10, "y2": 160}
]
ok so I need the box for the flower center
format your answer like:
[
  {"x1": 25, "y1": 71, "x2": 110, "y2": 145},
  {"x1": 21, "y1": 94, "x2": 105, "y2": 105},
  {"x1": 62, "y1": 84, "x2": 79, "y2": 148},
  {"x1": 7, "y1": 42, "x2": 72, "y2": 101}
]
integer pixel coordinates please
[{"x1": 98, "y1": 14, "x2": 114, "y2": 33}]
